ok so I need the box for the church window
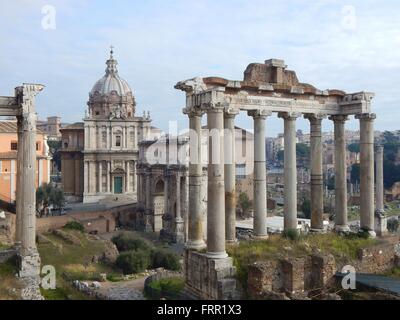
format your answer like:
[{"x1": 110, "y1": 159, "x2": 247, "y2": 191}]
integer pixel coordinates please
[{"x1": 116, "y1": 135, "x2": 121, "y2": 147}]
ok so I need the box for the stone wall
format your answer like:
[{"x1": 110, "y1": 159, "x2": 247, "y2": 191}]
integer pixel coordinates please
[
  {"x1": 247, "y1": 238, "x2": 398, "y2": 299},
  {"x1": 36, "y1": 204, "x2": 135, "y2": 234},
  {"x1": 0, "y1": 212, "x2": 15, "y2": 244},
  {"x1": 0, "y1": 249, "x2": 16, "y2": 263}
]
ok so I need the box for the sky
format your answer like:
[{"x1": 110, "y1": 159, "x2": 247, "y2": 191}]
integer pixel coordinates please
[{"x1": 0, "y1": 0, "x2": 399, "y2": 136}]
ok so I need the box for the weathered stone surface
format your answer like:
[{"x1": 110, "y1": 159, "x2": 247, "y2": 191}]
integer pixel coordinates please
[
  {"x1": 100, "y1": 241, "x2": 119, "y2": 264},
  {"x1": 184, "y1": 250, "x2": 239, "y2": 300},
  {"x1": 52, "y1": 229, "x2": 82, "y2": 246}
]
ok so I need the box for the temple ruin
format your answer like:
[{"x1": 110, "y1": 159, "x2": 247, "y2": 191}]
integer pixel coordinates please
[{"x1": 175, "y1": 59, "x2": 379, "y2": 299}]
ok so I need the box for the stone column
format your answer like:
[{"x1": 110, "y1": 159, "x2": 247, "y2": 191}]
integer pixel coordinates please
[
  {"x1": 330, "y1": 115, "x2": 350, "y2": 232},
  {"x1": 375, "y1": 145, "x2": 387, "y2": 236},
  {"x1": 21, "y1": 112, "x2": 38, "y2": 254},
  {"x1": 279, "y1": 112, "x2": 300, "y2": 231},
  {"x1": 356, "y1": 113, "x2": 376, "y2": 237},
  {"x1": 164, "y1": 168, "x2": 169, "y2": 215},
  {"x1": 84, "y1": 161, "x2": 89, "y2": 194},
  {"x1": 98, "y1": 161, "x2": 102, "y2": 193},
  {"x1": 305, "y1": 114, "x2": 325, "y2": 232},
  {"x1": 144, "y1": 169, "x2": 153, "y2": 231},
  {"x1": 185, "y1": 110, "x2": 206, "y2": 250},
  {"x1": 224, "y1": 109, "x2": 238, "y2": 243},
  {"x1": 206, "y1": 106, "x2": 227, "y2": 258},
  {"x1": 107, "y1": 161, "x2": 111, "y2": 193},
  {"x1": 126, "y1": 161, "x2": 130, "y2": 193},
  {"x1": 175, "y1": 172, "x2": 184, "y2": 243},
  {"x1": 15, "y1": 116, "x2": 24, "y2": 246},
  {"x1": 182, "y1": 173, "x2": 189, "y2": 241},
  {"x1": 249, "y1": 110, "x2": 270, "y2": 238}
]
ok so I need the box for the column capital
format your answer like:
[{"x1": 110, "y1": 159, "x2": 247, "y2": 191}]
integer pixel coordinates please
[
  {"x1": 304, "y1": 113, "x2": 327, "y2": 122},
  {"x1": 278, "y1": 111, "x2": 301, "y2": 120},
  {"x1": 248, "y1": 109, "x2": 272, "y2": 119},
  {"x1": 224, "y1": 106, "x2": 240, "y2": 118},
  {"x1": 203, "y1": 102, "x2": 225, "y2": 113},
  {"x1": 329, "y1": 114, "x2": 349, "y2": 122},
  {"x1": 355, "y1": 113, "x2": 376, "y2": 121},
  {"x1": 183, "y1": 107, "x2": 204, "y2": 118}
]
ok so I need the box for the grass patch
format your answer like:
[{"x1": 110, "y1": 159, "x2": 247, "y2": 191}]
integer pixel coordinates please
[
  {"x1": 385, "y1": 267, "x2": 400, "y2": 280},
  {"x1": 37, "y1": 229, "x2": 123, "y2": 300},
  {"x1": 0, "y1": 256, "x2": 22, "y2": 300},
  {"x1": 145, "y1": 277, "x2": 185, "y2": 300}
]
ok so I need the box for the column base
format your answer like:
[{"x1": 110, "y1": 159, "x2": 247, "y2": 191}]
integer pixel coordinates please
[
  {"x1": 185, "y1": 239, "x2": 207, "y2": 251},
  {"x1": 226, "y1": 238, "x2": 239, "y2": 246},
  {"x1": 309, "y1": 228, "x2": 326, "y2": 234},
  {"x1": 183, "y1": 249, "x2": 239, "y2": 300},
  {"x1": 374, "y1": 212, "x2": 388, "y2": 237},
  {"x1": 359, "y1": 229, "x2": 376, "y2": 239},
  {"x1": 206, "y1": 251, "x2": 229, "y2": 259},
  {"x1": 17, "y1": 250, "x2": 41, "y2": 279},
  {"x1": 334, "y1": 225, "x2": 350, "y2": 234},
  {"x1": 251, "y1": 234, "x2": 269, "y2": 240}
]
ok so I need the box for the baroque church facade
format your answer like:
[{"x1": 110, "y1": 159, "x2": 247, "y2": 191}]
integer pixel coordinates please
[{"x1": 61, "y1": 49, "x2": 160, "y2": 203}]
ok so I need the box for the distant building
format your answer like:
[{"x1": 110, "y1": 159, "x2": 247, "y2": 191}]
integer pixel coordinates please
[
  {"x1": 0, "y1": 121, "x2": 51, "y2": 205},
  {"x1": 37, "y1": 116, "x2": 63, "y2": 141}
]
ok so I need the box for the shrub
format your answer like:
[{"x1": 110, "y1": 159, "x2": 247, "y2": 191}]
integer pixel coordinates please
[
  {"x1": 116, "y1": 250, "x2": 151, "y2": 274},
  {"x1": 112, "y1": 233, "x2": 153, "y2": 252},
  {"x1": 282, "y1": 229, "x2": 301, "y2": 241},
  {"x1": 145, "y1": 277, "x2": 185, "y2": 300},
  {"x1": 151, "y1": 249, "x2": 181, "y2": 271},
  {"x1": 388, "y1": 219, "x2": 399, "y2": 233},
  {"x1": 63, "y1": 221, "x2": 85, "y2": 233}
]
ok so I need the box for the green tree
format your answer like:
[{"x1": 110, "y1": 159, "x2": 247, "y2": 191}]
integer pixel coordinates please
[
  {"x1": 238, "y1": 192, "x2": 252, "y2": 215},
  {"x1": 48, "y1": 140, "x2": 62, "y2": 172},
  {"x1": 301, "y1": 198, "x2": 311, "y2": 219},
  {"x1": 36, "y1": 183, "x2": 65, "y2": 216},
  {"x1": 348, "y1": 143, "x2": 360, "y2": 153},
  {"x1": 277, "y1": 144, "x2": 310, "y2": 161},
  {"x1": 350, "y1": 163, "x2": 361, "y2": 185}
]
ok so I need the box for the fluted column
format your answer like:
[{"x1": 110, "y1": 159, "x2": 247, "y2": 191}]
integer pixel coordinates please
[
  {"x1": 249, "y1": 110, "x2": 271, "y2": 238},
  {"x1": 305, "y1": 114, "x2": 326, "y2": 232},
  {"x1": 207, "y1": 106, "x2": 227, "y2": 258},
  {"x1": 356, "y1": 113, "x2": 376, "y2": 237},
  {"x1": 21, "y1": 111, "x2": 38, "y2": 254},
  {"x1": 330, "y1": 115, "x2": 350, "y2": 232},
  {"x1": 84, "y1": 161, "x2": 89, "y2": 194},
  {"x1": 107, "y1": 161, "x2": 111, "y2": 193},
  {"x1": 224, "y1": 109, "x2": 239, "y2": 243},
  {"x1": 279, "y1": 112, "x2": 300, "y2": 231},
  {"x1": 375, "y1": 146, "x2": 384, "y2": 214},
  {"x1": 185, "y1": 109, "x2": 206, "y2": 250},
  {"x1": 15, "y1": 116, "x2": 24, "y2": 246},
  {"x1": 98, "y1": 161, "x2": 102, "y2": 193},
  {"x1": 126, "y1": 161, "x2": 130, "y2": 193}
]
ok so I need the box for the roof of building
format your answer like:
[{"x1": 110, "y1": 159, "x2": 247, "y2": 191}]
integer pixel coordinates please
[
  {"x1": 90, "y1": 49, "x2": 132, "y2": 97},
  {"x1": 60, "y1": 122, "x2": 84, "y2": 131},
  {"x1": 0, "y1": 121, "x2": 45, "y2": 134}
]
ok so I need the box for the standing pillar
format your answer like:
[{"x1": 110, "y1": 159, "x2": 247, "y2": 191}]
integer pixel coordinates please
[
  {"x1": 126, "y1": 161, "x2": 130, "y2": 193},
  {"x1": 224, "y1": 110, "x2": 238, "y2": 243},
  {"x1": 305, "y1": 114, "x2": 326, "y2": 232},
  {"x1": 375, "y1": 145, "x2": 387, "y2": 236},
  {"x1": 144, "y1": 169, "x2": 153, "y2": 232},
  {"x1": 185, "y1": 110, "x2": 206, "y2": 250},
  {"x1": 356, "y1": 113, "x2": 376, "y2": 237},
  {"x1": 98, "y1": 161, "x2": 102, "y2": 193},
  {"x1": 206, "y1": 106, "x2": 227, "y2": 258},
  {"x1": 15, "y1": 116, "x2": 24, "y2": 246},
  {"x1": 175, "y1": 172, "x2": 184, "y2": 243},
  {"x1": 330, "y1": 115, "x2": 350, "y2": 233},
  {"x1": 249, "y1": 110, "x2": 270, "y2": 238},
  {"x1": 107, "y1": 161, "x2": 111, "y2": 193},
  {"x1": 279, "y1": 112, "x2": 300, "y2": 231}
]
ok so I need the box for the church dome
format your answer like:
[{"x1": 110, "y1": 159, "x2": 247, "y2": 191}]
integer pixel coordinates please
[
  {"x1": 87, "y1": 48, "x2": 136, "y2": 119},
  {"x1": 90, "y1": 48, "x2": 133, "y2": 97}
]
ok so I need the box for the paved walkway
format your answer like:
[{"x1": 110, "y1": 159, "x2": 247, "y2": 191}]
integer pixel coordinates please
[
  {"x1": 96, "y1": 278, "x2": 146, "y2": 300},
  {"x1": 336, "y1": 273, "x2": 400, "y2": 296}
]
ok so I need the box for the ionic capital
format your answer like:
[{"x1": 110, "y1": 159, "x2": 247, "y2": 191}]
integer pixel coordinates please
[
  {"x1": 329, "y1": 114, "x2": 349, "y2": 123},
  {"x1": 278, "y1": 111, "x2": 301, "y2": 120},
  {"x1": 248, "y1": 109, "x2": 272, "y2": 119},
  {"x1": 304, "y1": 113, "x2": 327, "y2": 123},
  {"x1": 224, "y1": 106, "x2": 240, "y2": 118},
  {"x1": 183, "y1": 107, "x2": 204, "y2": 118},
  {"x1": 355, "y1": 113, "x2": 376, "y2": 121}
]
